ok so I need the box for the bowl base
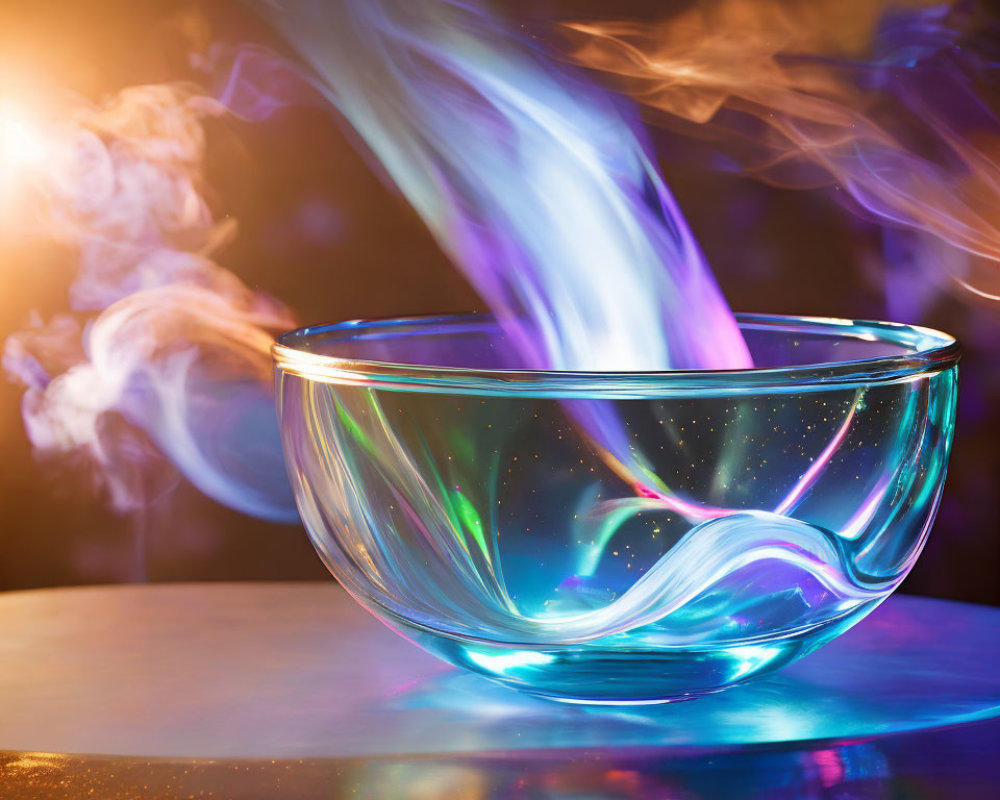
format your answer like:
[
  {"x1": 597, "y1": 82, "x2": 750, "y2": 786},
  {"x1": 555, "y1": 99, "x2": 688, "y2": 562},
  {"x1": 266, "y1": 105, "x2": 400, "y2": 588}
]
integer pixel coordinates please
[
  {"x1": 528, "y1": 688, "x2": 721, "y2": 706},
  {"x1": 395, "y1": 615, "x2": 857, "y2": 705}
]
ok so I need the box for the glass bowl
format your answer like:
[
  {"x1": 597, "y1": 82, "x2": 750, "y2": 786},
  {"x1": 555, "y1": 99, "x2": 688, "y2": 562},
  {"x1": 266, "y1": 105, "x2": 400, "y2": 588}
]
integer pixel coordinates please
[{"x1": 273, "y1": 313, "x2": 959, "y2": 704}]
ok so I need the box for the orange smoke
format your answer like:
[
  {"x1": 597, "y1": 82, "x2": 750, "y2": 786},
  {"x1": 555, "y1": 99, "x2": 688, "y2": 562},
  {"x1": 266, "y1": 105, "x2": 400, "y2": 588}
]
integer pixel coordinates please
[{"x1": 561, "y1": 0, "x2": 1000, "y2": 298}]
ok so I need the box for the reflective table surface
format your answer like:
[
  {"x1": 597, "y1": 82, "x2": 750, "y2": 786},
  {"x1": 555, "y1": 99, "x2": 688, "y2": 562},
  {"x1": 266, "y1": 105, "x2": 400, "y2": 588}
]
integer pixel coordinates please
[{"x1": 0, "y1": 583, "x2": 998, "y2": 798}]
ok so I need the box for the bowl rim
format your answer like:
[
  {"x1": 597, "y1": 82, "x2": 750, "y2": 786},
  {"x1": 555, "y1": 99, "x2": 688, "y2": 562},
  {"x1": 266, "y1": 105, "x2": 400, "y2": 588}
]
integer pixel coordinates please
[{"x1": 272, "y1": 312, "x2": 961, "y2": 397}]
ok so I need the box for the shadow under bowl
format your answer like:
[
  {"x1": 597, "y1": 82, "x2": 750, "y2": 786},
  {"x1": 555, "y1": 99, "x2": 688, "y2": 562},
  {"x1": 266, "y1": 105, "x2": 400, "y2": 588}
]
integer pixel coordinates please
[{"x1": 273, "y1": 313, "x2": 959, "y2": 704}]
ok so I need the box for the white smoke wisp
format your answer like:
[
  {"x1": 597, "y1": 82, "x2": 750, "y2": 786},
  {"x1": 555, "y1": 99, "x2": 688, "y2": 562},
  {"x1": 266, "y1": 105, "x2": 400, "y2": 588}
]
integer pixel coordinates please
[
  {"x1": 2, "y1": 84, "x2": 299, "y2": 521},
  {"x1": 247, "y1": 0, "x2": 750, "y2": 373}
]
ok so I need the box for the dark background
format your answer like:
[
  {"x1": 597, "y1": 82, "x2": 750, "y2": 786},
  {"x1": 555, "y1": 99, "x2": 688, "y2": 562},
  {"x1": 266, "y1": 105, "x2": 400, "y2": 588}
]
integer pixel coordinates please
[{"x1": 1, "y1": 0, "x2": 997, "y2": 604}]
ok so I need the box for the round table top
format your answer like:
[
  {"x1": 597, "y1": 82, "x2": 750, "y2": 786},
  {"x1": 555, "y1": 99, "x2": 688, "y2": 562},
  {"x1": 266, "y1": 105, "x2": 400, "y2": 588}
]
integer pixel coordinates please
[{"x1": 1, "y1": 582, "x2": 999, "y2": 762}]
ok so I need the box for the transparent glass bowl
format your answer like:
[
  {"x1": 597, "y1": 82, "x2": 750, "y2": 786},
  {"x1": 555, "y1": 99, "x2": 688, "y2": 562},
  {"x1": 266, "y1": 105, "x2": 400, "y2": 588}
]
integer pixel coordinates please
[{"x1": 274, "y1": 314, "x2": 959, "y2": 704}]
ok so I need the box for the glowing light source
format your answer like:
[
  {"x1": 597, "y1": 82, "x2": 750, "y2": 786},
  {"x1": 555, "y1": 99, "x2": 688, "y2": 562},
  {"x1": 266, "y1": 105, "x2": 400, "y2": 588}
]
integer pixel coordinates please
[
  {"x1": 0, "y1": 103, "x2": 48, "y2": 189},
  {"x1": 0, "y1": 99, "x2": 58, "y2": 224}
]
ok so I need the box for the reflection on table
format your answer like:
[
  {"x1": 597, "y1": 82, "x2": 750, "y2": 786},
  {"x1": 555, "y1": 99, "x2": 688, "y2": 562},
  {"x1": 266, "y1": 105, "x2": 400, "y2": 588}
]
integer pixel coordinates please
[{"x1": 0, "y1": 583, "x2": 998, "y2": 798}]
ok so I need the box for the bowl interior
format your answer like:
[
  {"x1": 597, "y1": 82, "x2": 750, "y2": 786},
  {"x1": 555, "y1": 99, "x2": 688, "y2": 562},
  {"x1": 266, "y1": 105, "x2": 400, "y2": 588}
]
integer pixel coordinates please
[{"x1": 275, "y1": 313, "x2": 959, "y2": 702}]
